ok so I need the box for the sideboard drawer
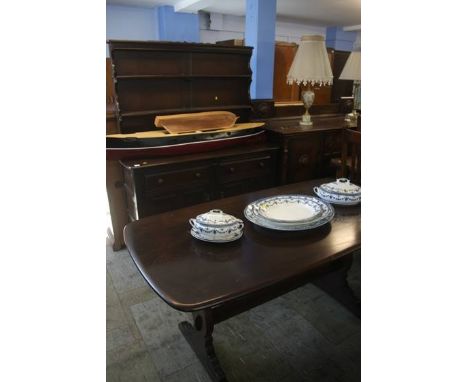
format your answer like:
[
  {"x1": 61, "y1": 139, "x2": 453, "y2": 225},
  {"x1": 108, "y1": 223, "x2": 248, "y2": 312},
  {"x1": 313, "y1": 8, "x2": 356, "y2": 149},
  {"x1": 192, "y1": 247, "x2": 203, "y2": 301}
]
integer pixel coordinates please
[
  {"x1": 120, "y1": 144, "x2": 279, "y2": 220},
  {"x1": 144, "y1": 165, "x2": 212, "y2": 195},
  {"x1": 218, "y1": 155, "x2": 275, "y2": 184}
]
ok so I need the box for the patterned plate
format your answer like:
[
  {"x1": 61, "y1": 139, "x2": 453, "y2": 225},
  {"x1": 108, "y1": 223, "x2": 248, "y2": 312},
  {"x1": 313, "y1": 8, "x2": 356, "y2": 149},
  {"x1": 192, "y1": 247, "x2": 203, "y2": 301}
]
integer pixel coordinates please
[
  {"x1": 255, "y1": 194, "x2": 323, "y2": 223},
  {"x1": 244, "y1": 195, "x2": 334, "y2": 231}
]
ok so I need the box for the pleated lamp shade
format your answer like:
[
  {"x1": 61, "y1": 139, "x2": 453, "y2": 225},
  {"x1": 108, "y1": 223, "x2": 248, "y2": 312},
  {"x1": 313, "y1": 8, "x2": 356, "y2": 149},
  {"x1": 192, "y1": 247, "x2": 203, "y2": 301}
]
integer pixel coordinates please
[
  {"x1": 339, "y1": 51, "x2": 361, "y2": 81},
  {"x1": 287, "y1": 35, "x2": 333, "y2": 86}
]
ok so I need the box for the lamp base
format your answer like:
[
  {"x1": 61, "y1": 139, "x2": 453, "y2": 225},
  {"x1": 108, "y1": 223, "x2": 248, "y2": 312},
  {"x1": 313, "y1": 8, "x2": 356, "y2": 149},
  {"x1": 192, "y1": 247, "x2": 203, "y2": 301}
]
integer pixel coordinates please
[
  {"x1": 299, "y1": 115, "x2": 313, "y2": 126},
  {"x1": 300, "y1": 88, "x2": 315, "y2": 126},
  {"x1": 344, "y1": 110, "x2": 359, "y2": 123}
]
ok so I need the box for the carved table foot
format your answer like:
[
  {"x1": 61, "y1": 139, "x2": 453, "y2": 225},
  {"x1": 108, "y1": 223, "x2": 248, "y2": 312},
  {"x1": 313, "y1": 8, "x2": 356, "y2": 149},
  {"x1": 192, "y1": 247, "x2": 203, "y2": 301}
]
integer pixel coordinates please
[{"x1": 179, "y1": 309, "x2": 227, "y2": 382}]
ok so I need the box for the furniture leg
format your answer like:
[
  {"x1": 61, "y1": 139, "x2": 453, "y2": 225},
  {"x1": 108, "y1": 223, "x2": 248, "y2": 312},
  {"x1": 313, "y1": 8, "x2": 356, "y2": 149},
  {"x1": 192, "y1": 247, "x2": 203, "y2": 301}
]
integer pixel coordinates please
[
  {"x1": 179, "y1": 309, "x2": 227, "y2": 382},
  {"x1": 311, "y1": 254, "x2": 361, "y2": 318},
  {"x1": 106, "y1": 160, "x2": 129, "y2": 251}
]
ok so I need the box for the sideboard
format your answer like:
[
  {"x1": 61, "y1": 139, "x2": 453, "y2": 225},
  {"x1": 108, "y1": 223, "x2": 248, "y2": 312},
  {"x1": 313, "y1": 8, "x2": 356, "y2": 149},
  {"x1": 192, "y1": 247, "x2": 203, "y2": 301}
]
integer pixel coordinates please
[
  {"x1": 266, "y1": 115, "x2": 356, "y2": 184},
  {"x1": 120, "y1": 144, "x2": 279, "y2": 220}
]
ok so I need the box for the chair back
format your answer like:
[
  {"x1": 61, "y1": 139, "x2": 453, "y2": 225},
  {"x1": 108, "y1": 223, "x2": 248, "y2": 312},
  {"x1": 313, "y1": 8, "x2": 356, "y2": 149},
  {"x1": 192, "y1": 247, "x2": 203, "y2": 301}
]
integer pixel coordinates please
[{"x1": 341, "y1": 129, "x2": 361, "y2": 184}]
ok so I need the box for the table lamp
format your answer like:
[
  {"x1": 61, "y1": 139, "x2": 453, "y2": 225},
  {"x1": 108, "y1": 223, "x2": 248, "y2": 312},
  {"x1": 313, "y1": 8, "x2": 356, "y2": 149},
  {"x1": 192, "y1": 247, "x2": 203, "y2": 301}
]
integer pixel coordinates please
[
  {"x1": 287, "y1": 35, "x2": 333, "y2": 126},
  {"x1": 339, "y1": 50, "x2": 361, "y2": 122}
]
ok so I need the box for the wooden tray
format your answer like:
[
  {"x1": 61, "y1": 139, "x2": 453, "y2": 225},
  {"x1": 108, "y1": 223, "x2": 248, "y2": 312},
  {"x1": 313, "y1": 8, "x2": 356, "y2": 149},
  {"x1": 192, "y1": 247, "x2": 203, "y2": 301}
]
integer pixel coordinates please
[{"x1": 154, "y1": 111, "x2": 239, "y2": 134}]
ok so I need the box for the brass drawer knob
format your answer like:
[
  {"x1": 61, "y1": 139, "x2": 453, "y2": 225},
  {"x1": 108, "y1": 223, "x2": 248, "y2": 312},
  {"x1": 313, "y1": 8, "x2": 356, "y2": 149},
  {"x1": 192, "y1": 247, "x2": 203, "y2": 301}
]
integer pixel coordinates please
[
  {"x1": 229, "y1": 167, "x2": 235, "y2": 173},
  {"x1": 259, "y1": 161, "x2": 265, "y2": 168},
  {"x1": 157, "y1": 178, "x2": 164, "y2": 184},
  {"x1": 195, "y1": 172, "x2": 201, "y2": 178}
]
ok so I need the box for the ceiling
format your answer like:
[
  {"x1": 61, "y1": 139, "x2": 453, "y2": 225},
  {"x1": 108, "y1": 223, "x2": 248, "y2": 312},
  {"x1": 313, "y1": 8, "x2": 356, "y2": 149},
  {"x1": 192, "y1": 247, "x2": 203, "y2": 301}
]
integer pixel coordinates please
[{"x1": 106, "y1": 0, "x2": 361, "y2": 27}]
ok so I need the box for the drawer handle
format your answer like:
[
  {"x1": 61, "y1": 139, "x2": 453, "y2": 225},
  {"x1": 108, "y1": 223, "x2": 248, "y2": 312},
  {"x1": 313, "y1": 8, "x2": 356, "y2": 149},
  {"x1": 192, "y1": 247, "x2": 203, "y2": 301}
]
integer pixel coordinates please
[
  {"x1": 259, "y1": 161, "x2": 265, "y2": 168},
  {"x1": 229, "y1": 167, "x2": 235, "y2": 173},
  {"x1": 298, "y1": 154, "x2": 310, "y2": 165},
  {"x1": 157, "y1": 178, "x2": 164, "y2": 184},
  {"x1": 195, "y1": 172, "x2": 201, "y2": 178}
]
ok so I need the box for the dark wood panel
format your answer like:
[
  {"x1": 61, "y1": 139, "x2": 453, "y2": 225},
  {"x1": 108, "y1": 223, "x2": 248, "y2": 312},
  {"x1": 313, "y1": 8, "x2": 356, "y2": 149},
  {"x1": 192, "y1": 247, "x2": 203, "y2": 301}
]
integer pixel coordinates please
[
  {"x1": 112, "y1": 50, "x2": 189, "y2": 76},
  {"x1": 217, "y1": 155, "x2": 274, "y2": 184},
  {"x1": 273, "y1": 103, "x2": 341, "y2": 119},
  {"x1": 191, "y1": 78, "x2": 250, "y2": 108},
  {"x1": 144, "y1": 165, "x2": 212, "y2": 196},
  {"x1": 138, "y1": 193, "x2": 179, "y2": 218},
  {"x1": 273, "y1": 42, "x2": 300, "y2": 102},
  {"x1": 331, "y1": 50, "x2": 354, "y2": 103},
  {"x1": 191, "y1": 53, "x2": 251, "y2": 76},
  {"x1": 287, "y1": 138, "x2": 322, "y2": 182},
  {"x1": 116, "y1": 78, "x2": 189, "y2": 112}
]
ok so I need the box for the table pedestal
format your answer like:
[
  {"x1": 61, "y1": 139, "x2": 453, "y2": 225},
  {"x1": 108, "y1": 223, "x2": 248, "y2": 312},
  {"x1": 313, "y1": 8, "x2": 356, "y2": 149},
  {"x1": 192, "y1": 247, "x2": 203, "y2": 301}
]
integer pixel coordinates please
[
  {"x1": 179, "y1": 253, "x2": 360, "y2": 382},
  {"x1": 179, "y1": 310, "x2": 227, "y2": 382}
]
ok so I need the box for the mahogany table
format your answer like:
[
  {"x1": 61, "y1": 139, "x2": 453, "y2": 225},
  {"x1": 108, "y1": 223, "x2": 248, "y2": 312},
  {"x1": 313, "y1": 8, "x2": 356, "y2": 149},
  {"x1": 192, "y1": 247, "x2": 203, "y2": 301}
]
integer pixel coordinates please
[{"x1": 124, "y1": 178, "x2": 361, "y2": 382}]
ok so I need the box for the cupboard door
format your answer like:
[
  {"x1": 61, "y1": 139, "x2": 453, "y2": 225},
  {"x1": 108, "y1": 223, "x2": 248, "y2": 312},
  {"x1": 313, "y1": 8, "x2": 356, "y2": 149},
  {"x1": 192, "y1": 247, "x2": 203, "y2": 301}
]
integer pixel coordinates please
[
  {"x1": 273, "y1": 42, "x2": 299, "y2": 102},
  {"x1": 287, "y1": 138, "x2": 321, "y2": 182}
]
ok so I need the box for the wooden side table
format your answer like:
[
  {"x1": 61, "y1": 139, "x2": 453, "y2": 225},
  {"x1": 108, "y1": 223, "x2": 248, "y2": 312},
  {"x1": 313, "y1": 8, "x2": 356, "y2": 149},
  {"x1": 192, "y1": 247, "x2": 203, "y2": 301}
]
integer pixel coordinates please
[{"x1": 266, "y1": 115, "x2": 356, "y2": 184}]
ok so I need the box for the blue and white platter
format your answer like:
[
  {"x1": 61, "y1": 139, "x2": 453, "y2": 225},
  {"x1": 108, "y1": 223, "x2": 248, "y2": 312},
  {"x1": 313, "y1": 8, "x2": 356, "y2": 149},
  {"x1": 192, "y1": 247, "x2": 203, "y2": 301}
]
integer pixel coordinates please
[{"x1": 244, "y1": 195, "x2": 334, "y2": 231}]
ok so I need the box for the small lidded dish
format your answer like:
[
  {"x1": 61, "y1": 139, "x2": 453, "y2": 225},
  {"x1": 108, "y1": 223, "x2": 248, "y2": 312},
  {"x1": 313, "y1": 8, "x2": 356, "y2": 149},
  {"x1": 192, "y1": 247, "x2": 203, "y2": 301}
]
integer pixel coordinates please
[
  {"x1": 314, "y1": 178, "x2": 361, "y2": 206},
  {"x1": 189, "y1": 209, "x2": 244, "y2": 242}
]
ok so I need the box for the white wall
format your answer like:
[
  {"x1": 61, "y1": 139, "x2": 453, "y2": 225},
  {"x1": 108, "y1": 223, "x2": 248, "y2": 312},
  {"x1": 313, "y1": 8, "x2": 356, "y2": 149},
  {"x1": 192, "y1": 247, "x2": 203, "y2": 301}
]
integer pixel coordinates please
[
  {"x1": 199, "y1": 12, "x2": 327, "y2": 44},
  {"x1": 106, "y1": 5, "x2": 158, "y2": 55},
  {"x1": 106, "y1": 6, "x2": 328, "y2": 53}
]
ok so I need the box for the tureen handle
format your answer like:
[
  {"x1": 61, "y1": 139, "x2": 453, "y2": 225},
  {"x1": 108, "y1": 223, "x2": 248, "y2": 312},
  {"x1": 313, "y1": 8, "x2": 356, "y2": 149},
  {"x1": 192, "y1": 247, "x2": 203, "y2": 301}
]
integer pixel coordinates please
[
  {"x1": 313, "y1": 186, "x2": 320, "y2": 194},
  {"x1": 236, "y1": 220, "x2": 244, "y2": 230},
  {"x1": 210, "y1": 209, "x2": 223, "y2": 214},
  {"x1": 337, "y1": 178, "x2": 350, "y2": 184},
  {"x1": 189, "y1": 218, "x2": 196, "y2": 228}
]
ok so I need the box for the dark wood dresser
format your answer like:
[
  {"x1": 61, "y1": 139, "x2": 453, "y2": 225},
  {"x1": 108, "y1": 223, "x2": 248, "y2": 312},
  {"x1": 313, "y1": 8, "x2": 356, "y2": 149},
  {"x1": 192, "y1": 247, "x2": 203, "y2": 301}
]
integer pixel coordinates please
[
  {"x1": 107, "y1": 39, "x2": 253, "y2": 134},
  {"x1": 121, "y1": 145, "x2": 279, "y2": 220},
  {"x1": 266, "y1": 115, "x2": 356, "y2": 184}
]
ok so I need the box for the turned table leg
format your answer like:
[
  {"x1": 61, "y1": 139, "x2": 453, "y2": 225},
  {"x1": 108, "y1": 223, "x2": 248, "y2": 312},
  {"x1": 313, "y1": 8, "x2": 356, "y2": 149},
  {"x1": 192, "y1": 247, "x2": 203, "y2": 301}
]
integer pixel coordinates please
[{"x1": 179, "y1": 309, "x2": 227, "y2": 382}]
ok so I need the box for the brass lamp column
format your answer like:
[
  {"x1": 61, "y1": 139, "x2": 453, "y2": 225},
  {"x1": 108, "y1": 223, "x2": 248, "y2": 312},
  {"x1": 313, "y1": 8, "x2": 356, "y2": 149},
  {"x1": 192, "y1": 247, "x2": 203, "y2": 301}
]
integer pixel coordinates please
[{"x1": 287, "y1": 35, "x2": 333, "y2": 126}]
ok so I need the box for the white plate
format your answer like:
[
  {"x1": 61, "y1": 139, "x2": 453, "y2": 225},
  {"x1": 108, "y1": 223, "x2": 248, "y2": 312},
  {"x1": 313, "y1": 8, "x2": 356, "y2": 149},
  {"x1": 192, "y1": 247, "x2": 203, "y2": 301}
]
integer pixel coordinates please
[
  {"x1": 255, "y1": 195, "x2": 323, "y2": 223},
  {"x1": 190, "y1": 228, "x2": 243, "y2": 243},
  {"x1": 244, "y1": 195, "x2": 334, "y2": 231}
]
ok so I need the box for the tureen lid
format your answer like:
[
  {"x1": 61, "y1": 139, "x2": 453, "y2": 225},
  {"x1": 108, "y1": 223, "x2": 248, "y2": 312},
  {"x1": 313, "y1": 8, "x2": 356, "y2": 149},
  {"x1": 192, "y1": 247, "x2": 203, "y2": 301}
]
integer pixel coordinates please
[
  {"x1": 320, "y1": 178, "x2": 361, "y2": 195},
  {"x1": 194, "y1": 209, "x2": 242, "y2": 227}
]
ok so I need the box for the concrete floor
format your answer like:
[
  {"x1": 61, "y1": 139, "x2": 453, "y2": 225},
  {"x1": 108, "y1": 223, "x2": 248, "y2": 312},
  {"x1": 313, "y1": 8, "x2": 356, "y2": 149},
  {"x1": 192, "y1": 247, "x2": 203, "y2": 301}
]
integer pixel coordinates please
[{"x1": 106, "y1": 245, "x2": 361, "y2": 382}]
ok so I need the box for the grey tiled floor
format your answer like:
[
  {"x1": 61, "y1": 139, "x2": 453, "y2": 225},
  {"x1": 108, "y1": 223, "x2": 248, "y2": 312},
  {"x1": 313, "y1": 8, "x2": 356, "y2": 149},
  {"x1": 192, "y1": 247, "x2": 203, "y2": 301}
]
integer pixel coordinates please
[{"x1": 107, "y1": 245, "x2": 361, "y2": 382}]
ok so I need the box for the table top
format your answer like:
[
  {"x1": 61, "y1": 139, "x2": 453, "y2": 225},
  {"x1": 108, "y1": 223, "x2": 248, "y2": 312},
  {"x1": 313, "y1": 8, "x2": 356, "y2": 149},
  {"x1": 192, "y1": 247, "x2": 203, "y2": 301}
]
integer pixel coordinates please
[
  {"x1": 266, "y1": 115, "x2": 357, "y2": 135},
  {"x1": 124, "y1": 178, "x2": 361, "y2": 312}
]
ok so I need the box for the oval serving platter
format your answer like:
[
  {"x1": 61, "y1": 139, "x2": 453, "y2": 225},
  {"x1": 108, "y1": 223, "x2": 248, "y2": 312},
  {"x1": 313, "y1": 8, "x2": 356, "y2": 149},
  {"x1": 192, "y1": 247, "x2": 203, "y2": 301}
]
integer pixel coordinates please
[
  {"x1": 244, "y1": 195, "x2": 334, "y2": 231},
  {"x1": 255, "y1": 194, "x2": 323, "y2": 223}
]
